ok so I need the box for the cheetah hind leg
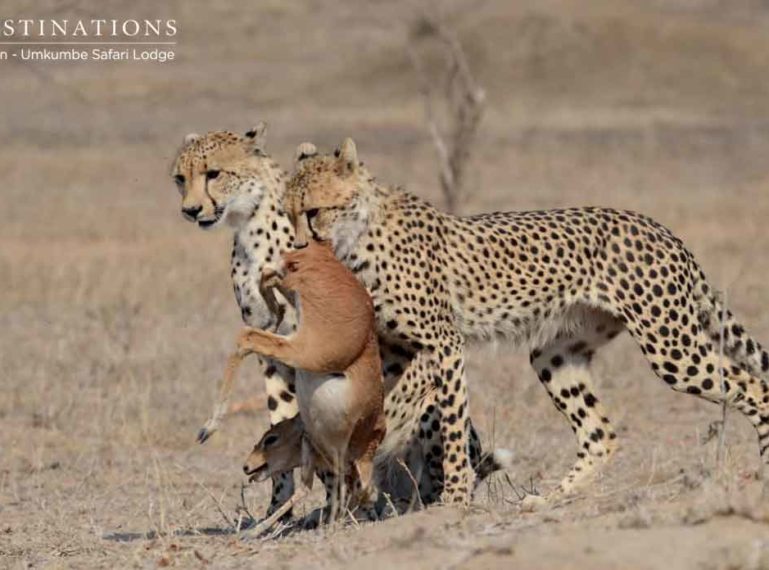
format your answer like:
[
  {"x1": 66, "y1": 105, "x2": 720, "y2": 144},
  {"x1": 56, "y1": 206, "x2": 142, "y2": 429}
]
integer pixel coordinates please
[{"x1": 524, "y1": 316, "x2": 623, "y2": 510}]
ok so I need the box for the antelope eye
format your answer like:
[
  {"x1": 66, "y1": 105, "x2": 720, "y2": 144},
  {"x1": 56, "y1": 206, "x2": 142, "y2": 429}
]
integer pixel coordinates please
[
  {"x1": 173, "y1": 174, "x2": 185, "y2": 185},
  {"x1": 206, "y1": 169, "x2": 221, "y2": 180},
  {"x1": 263, "y1": 435, "x2": 278, "y2": 448},
  {"x1": 306, "y1": 208, "x2": 319, "y2": 219}
]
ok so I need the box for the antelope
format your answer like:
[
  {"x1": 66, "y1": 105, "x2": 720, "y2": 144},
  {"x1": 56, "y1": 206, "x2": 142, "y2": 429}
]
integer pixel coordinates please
[{"x1": 224, "y1": 240, "x2": 386, "y2": 531}]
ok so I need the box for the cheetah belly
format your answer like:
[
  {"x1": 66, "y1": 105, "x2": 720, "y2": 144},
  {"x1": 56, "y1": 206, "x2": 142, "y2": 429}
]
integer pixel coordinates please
[{"x1": 295, "y1": 370, "x2": 353, "y2": 462}]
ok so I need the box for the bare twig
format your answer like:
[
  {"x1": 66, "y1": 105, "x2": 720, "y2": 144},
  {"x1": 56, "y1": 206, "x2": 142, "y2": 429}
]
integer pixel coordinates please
[
  {"x1": 527, "y1": 475, "x2": 539, "y2": 496},
  {"x1": 396, "y1": 457, "x2": 425, "y2": 511},
  {"x1": 189, "y1": 473, "x2": 235, "y2": 530},
  {"x1": 346, "y1": 508, "x2": 361, "y2": 529},
  {"x1": 236, "y1": 482, "x2": 257, "y2": 533},
  {"x1": 503, "y1": 474, "x2": 541, "y2": 504},
  {"x1": 408, "y1": 15, "x2": 485, "y2": 213},
  {"x1": 381, "y1": 492, "x2": 401, "y2": 519}
]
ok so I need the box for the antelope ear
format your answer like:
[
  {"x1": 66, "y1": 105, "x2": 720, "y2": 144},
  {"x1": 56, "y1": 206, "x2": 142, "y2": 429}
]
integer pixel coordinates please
[
  {"x1": 294, "y1": 142, "x2": 318, "y2": 163},
  {"x1": 244, "y1": 121, "x2": 267, "y2": 149},
  {"x1": 183, "y1": 133, "x2": 201, "y2": 145},
  {"x1": 337, "y1": 138, "x2": 358, "y2": 171}
]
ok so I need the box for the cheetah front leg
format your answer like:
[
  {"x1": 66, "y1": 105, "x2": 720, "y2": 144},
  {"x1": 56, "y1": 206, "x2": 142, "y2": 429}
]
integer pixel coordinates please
[
  {"x1": 386, "y1": 338, "x2": 475, "y2": 506},
  {"x1": 426, "y1": 332, "x2": 475, "y2": 506},
  {"x1": 524, "y1": 314, "x2": 622, "y2": 510},
  {"x1": 416, "y1": 398, "x2": 508, "y2": 504},
  {"x1": 261, "y1": 360, "x2": 299, "y2": 518}
]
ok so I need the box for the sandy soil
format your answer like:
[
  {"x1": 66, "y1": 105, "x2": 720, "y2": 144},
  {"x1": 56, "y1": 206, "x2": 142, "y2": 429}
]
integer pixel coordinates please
[{"x1": 2, "y1": 0, "x2": 769, "y2": 568}]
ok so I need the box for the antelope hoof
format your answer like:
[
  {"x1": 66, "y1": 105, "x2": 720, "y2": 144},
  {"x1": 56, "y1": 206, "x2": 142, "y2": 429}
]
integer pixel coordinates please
[{"x1": 197, "y1": 426, "x2": 215, "y2": 444}]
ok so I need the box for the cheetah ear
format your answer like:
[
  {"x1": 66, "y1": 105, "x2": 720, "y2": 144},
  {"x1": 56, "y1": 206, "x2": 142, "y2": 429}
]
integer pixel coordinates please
[
  {"x1": 183, "y1": 133, "x2": 201, "y2": 145},
  {"x1": 337, "y1": 138, "x2": 358, "y2": 171},
  {"x1": 244, "y1": 121, "x2": 267, "y2": 149},
  {"x1": 294, "y1": 142, "x2": 318, "y2": 164}
]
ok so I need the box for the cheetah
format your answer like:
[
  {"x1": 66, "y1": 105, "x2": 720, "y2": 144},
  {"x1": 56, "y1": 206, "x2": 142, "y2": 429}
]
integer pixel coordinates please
[
  {"x1": 170, "y1": 127, "x2": 509, "y2": 514},
  {"x1": 285, "y1": 137, "x2": 769, "y2": 506},
  {"x1": 171, "y1": 124, "x2": 300, "y2": 517}
]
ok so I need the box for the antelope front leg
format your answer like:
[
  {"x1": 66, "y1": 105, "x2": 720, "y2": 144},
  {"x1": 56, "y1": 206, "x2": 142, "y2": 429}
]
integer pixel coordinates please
[
  {"x1": 237, "y1": 327, "x2": 305, "y2": 370},
  {"x1": 197, "y1": 351, "x2": 248, "y2": 443},
  {"x1": 259, "y1": 264, "x2": 288, "y2": 330}
]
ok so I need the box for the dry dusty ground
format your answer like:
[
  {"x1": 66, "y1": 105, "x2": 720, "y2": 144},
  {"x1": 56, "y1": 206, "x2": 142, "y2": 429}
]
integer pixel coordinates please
[{"x1": 2, "y1": 0, "x2": 769, "y2": 568}]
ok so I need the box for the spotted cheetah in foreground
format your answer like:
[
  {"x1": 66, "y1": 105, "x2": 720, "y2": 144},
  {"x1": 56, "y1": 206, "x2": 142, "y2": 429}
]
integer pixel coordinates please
[
  {"x1": 171, "y1": 124, "x2": 300, "y2": 516},
  {"x1": 286, "y1": 138, "x2": 769, "y2": 506},
  {"x1": 170, "y1": 127, "x2": 509, "y2": 514}
]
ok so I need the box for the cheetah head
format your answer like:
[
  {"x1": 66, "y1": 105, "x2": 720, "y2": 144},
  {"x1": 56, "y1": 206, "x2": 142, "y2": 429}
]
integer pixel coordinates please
[
  {"x1": 170, "y1": 123, "x2": 272, "y2": 230},
  {"x1": 286, "y1": 138, "x2": 373, "y2": 257}
]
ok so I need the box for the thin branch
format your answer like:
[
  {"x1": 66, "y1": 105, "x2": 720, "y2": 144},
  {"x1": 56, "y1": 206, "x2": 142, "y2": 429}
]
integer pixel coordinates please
[
  {"x1": 381, "y1": 492, "x2": 401, "y2": 519},
  {"x1": 189, "y1": 473, "x2": 235, "y2": 530},
  {"x1": 396, "y1": 457, "x2": 425, "y2": 511},
  {"x1": 236, "y1": 481, "x2": 257, "y2": 533},
  {"x1": 408, "y1": 15, "x2": 485, "y2": 213},
  {"x1": 408, "y1": 43, "x2": 455, "y2": 194}
]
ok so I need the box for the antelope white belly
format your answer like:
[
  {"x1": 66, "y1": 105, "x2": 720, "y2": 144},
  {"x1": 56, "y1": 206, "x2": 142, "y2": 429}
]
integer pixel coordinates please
[{"x1": 295, "y1": 371, "x2": 353, "y2": 458}]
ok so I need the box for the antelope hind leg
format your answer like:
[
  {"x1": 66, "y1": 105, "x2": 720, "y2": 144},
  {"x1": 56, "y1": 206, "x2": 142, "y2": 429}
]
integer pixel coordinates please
[{"x1": 198, "y1": 351, "x2": 247, "y2": 443}]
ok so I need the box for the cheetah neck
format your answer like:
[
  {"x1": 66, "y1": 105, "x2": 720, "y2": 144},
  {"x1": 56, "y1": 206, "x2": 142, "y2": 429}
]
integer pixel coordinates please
[
  {"x1": 230, "y1": 162, "x2": 296, "y2": 331},
  {"x1": 223, "y1": 160, "x2": 285, "y2": 229},
  {"x1": 235, "y1": 192, "x2": 291, "y2": 262},
  {"x1": 331, "y1": 181, "x2": 393, "y2": 263}
]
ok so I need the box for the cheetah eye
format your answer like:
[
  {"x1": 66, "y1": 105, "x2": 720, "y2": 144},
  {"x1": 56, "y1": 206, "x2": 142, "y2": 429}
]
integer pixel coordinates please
[
  {"x1": 173, "y1": 174, "x2": 185, "y2": 185},
  {"x1": 306, "y1": 208, "x2": 319, "y2": 219},
  {"x1": 206, "y1": 169, "x2": 221, "y2": 180}
]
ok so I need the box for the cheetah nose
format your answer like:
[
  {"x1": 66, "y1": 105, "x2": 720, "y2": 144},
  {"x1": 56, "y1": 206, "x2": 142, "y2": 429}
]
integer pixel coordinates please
[
  {"x1": 182, "y1": 205, "x2": 202, "y2": 221},
  {"x1": 242, "y1": 464, "x2": 250, "y2": 474}
]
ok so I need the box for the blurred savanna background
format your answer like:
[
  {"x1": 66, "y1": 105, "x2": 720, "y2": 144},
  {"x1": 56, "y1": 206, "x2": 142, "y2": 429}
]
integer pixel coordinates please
[{"x1": 2, "y1": 0, "x2": 769, "y2": 568}]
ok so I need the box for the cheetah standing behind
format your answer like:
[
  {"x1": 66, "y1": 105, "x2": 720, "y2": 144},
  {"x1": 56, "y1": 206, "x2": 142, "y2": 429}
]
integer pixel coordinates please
[{"x1": 285, "y1": 138, "x2": 769, "y2": 506}]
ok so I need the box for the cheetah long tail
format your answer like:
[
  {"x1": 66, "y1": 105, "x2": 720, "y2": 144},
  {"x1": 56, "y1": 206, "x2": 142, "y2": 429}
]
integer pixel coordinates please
[
  {"x1": 695, "y1": 275, "x2": 769, "y2": 380},
  {"x1": 475, "y1": 448, "x2": 513, "y2": 482}
]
